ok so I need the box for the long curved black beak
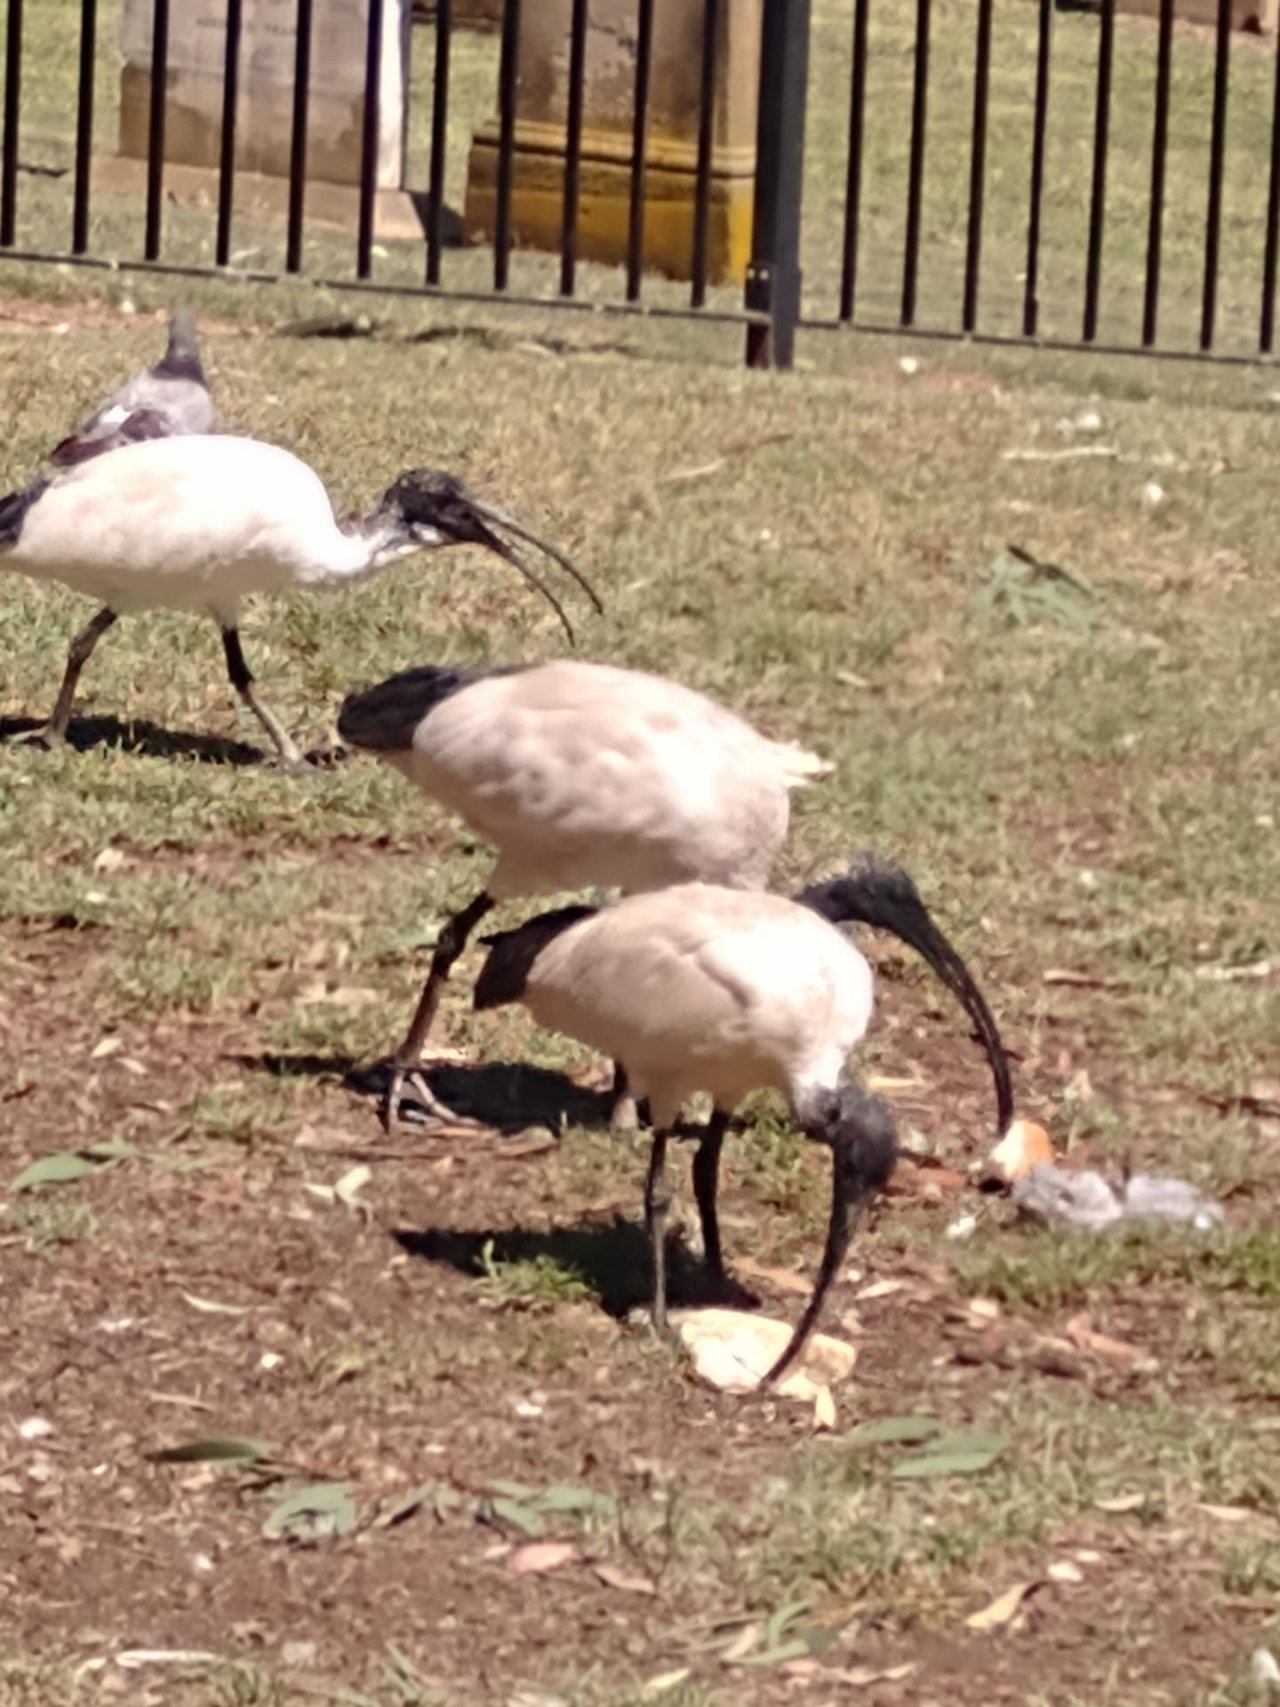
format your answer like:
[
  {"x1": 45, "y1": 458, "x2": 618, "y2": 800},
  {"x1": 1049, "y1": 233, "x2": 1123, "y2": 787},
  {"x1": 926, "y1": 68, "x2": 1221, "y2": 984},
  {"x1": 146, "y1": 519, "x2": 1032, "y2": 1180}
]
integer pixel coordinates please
[
  {"x1": 794, "y1": 853, "x2": 1014, "y2": 1137},
  {"x1": 400, "y1": 480, "x2": 603, "y2": 646}
]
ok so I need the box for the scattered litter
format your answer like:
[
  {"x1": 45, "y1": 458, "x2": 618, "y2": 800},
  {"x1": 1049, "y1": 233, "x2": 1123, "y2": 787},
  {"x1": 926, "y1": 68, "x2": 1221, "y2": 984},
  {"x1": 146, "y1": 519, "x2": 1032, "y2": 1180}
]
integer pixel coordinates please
[
  {"x1": 280, "y1": 1641, "x2": 318, "y2": 1667},
  {"x1": 115, "y1": 1650, "x2": 221, "y2": 1669},
  {"x1": 980, "y1": 1118, "x2": 1054, "y2": 1189},
  {"x1": 1094, "y1": 1492, "x2": 1146, "y2": 1513},
  {"x1": 855, "y1": 1277, "x2": 911, "y2": 1301},
  {"x1": 639, "y1": 1671, "x2": 692, "y2": 1699},
  {"x1": 514, "y1": 1399, "x2": 544, "y2": 1419},
  {"x1": 899, "y1": 356, "x2": 920, "y2": 375},
  {"x1": 1003, "y1": 443, "x2": 1118, "y2": 462},
  {"x1": 1011, "y1": 1163, "x2": 1224, "y2": 1233},
  {"x1": 508, "y1": 1540, "x2": 577, "y2": 1575},
  {"x1": 965, "y1": 1579, "x2": 1036, "y2": 1632},
  {"x1": 191, "y1": 1553, "x2": 215, "y2": 1575},
  {"x1": 18, "y1": 1416, "x2": 52, "y2": 1441},
  {"x1": 1250, "y1": 1649, "x2": 1280, "y2": 1690},
  {"x1": 670, "y1": 1307, "x2": 856, "y2": 1400},
  {"x1": 1057, "y1": 408, "x2": 1103, "y2": 435},
  {"x1": 944, "y1": 1212, "x2": 978, "y2": 1241},
  {"x1": 1047, "y1": 1560, "x2": 1084, "y2": 1584},
  {"x1": 591, "y1": 1561, "x2": 657, "y2": 1596},
  {"x1": 258, "y1": 1352, "x2": 284, "y2": 1372},
  {"x1": 181, "y1": 1291, "x2": 253, "y2": 1316},
  {"x1": 813, "y1": 1387, "x2": 838, "y2": 1432},
  {"x1": 1141, "y1": 480, "x2": 1165, "y2": 508}
]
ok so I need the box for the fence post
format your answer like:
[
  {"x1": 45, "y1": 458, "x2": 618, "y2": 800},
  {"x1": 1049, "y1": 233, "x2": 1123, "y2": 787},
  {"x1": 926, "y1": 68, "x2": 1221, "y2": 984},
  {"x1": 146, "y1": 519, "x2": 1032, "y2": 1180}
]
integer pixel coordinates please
[{"x1": 745, "y1": 0, "x2": 811, "y2": 370}]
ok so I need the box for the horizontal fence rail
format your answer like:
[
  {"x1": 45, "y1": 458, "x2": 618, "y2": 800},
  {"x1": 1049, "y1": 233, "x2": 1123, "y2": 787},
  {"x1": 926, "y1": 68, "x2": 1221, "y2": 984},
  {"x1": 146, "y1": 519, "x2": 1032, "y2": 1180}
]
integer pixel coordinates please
[{"x1": 0, "y1": 0, "x2": 1277, "y2": 367}]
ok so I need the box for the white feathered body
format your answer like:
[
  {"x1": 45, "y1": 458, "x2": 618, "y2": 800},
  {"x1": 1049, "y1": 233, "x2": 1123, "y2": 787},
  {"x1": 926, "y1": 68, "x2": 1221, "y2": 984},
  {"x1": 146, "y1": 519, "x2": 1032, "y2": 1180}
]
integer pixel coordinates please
[
  {"x1": 3, "y1": 436, "x2": 380, "y2": 619},
  {"x1": 386, "y1": 661, "x2": 831, "y2": 896},
  {"x1": 517, "y1": 885, "x2": 875, "y2": 1128}
]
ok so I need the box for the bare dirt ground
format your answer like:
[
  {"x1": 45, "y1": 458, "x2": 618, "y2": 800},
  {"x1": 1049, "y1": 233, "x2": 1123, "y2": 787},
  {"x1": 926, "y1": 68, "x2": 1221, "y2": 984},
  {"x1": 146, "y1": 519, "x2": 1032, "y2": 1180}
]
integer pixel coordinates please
[{"x1": 2, "y1": 297, "x2": 1278, "y2": 1707}]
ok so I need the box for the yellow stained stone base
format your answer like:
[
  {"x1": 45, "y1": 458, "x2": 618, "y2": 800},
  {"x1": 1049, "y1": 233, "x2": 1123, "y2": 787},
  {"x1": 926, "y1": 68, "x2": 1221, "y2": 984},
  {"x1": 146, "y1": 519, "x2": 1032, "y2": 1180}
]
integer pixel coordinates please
[{"x1": 464, "y1": 120, "x2": 755, "y2": 286}]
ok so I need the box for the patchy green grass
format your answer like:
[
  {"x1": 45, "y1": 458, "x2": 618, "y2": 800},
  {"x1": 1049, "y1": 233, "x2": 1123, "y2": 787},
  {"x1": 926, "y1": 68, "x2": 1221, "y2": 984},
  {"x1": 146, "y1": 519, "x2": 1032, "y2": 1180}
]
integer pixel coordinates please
[{"x1": 1, "y1": 9, "x2": 1280, "y2": 1692}]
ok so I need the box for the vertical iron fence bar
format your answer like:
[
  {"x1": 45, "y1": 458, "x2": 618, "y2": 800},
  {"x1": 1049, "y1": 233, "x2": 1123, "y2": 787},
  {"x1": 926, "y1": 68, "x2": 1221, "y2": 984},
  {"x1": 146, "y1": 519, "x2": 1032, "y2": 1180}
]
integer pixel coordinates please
[
  {"x1": 690, "y1": 0, "x2": 719, "y2": 308},
  {"x1": 1200, "y1": 0, "x2": 1230, "y2": 351},
  {"x1": 216, "y1": 0, "x2": 243, "y2": 267},
  {"x1": 1, "y1": 0, "x2": 20, "y2": 248},
  {"x1": 1261, "y1": 25, "x2": 1280, "y2": 349},
  {"x1": 745, "y1": 0, "x2": 811, "y2": 369},
  {"x1": 286, "y1": 0, "x2": 313, "y2": 272},
  {"x1": 144, "y1": 0, "x2": 170, "y2": 260},
  {"x1": 625, "y1": 0, "x2": 654, "y2": 300},
  {"x1": 1082, "y1": 0, "x2": 1114, "y2": 342},
  {"x1": 494, "y1": 0, "x2": 521, "y2": 291},
  {"x1": 72, "y1": 0, "x2": 97, "y2": 255},
  {"x1": 1022, "y1": 0, "x2": 1051, "y2": 336},
  {"x1": 426, "y1": 0, "x2": 451, "y2": 283},
  {"x1": 560, "y1": 0, "x2": 589, "y2": 296},
  {"x1": 963, "y1": 0, "x2": 993, "y2": 333},
  {"x1": 357, "y1": 0, "x2": 385, "y2": 278},
  {"x1": 901, "y1": 0, "x2": 931, "y2": 326},
  {"x1": 1142, "y1": 0, "x2": 1173, "y2": 346},
  {"x1": 839, "y1": 0, "x2": 870, "y2": 321}
]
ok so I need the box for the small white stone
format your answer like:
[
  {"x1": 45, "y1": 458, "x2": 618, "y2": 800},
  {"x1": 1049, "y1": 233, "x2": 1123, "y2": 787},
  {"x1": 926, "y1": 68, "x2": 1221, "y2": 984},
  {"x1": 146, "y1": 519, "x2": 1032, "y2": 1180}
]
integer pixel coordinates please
[
  {"x1": 191, "y1": 1553, "x2": 215, "y2": 1575},
  {"x1": 514, "y1": 1400, "x2": 544, "y2": 1419},
  {"x1": 944, "y1": 1212, "x2": 978, "y2": 1242},
  {"x1": 18, "y1": 1417, "x2": 53, "y2": 1441},
  {"x1": 1141, "y1": 480, "x2": 1165, "y2": 509},
  {"x1": 258, "y1": 1352, "x2": 283, "y2": 1371},
  {"x1": 899, "y1": 356, "x2": 920, "y2": 375}
]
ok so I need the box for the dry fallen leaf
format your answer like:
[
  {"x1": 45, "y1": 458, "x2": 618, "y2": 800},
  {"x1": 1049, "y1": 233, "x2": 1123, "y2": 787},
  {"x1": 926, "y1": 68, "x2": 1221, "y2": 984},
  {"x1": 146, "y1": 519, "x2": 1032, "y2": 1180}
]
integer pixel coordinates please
[
  {"x1": 1196, "y1": 1503, "x2": 1256, "y2": 1525},
  {"x1": 734, "y1": 1256, "x2": 813, "y2": 1297},
  {"x1": 855, "y1": 1278, "x2": 910, "y2": 1301},
  {"x1": 965, "y1": 1579, "x2": 1037, "y2": 1632},
  {"x1": 1064, "y1": 1313, "x2": 1142, "y2": 1364},
  {"x1": 812, "y1": 1386, "x2": 837, "y2": 1432},
  {"x1": 591, "y1": 1561, "x2": 657, "y2": 1596},
  {"x1": 1095, "y1": 1493, "x2": 1146, "y2": 1513},
  {"x1": 509, "y1": 1541, "x2": 577, "y2": 1575}
]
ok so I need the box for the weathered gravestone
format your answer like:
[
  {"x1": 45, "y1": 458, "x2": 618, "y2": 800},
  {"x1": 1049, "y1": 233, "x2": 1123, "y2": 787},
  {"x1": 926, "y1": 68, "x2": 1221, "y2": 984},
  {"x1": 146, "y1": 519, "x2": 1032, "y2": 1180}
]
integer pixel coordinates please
[{"x1": 111, "y1": 0, "x2": 418, "y2": 234}]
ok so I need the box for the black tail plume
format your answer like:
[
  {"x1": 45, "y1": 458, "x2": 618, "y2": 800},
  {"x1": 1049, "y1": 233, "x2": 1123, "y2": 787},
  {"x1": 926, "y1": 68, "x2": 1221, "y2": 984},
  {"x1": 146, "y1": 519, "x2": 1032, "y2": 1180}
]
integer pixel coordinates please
[
  {"x1": 0, "y1": 478, "x2": 48, "y2": 548},
  {"x1": 795, "y1": 852, "x2": 1013, "y2": 1136}
]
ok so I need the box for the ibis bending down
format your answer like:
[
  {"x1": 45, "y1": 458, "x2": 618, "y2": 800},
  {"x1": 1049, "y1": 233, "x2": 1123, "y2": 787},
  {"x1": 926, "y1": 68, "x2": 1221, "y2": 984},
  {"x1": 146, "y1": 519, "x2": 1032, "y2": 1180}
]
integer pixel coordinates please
[
  {"x1": 472, "y1": 853, "x2": 1013, "y2": 1385},
  {"x1": 335, "y1": 658, "x2": 833, "y2": 1131},
  {"x1": 49, "y1": 306, "x2": 215, "y2": 467},
  {"x1": 0, "y1": 436, "x2": 597, "y2": 765}
]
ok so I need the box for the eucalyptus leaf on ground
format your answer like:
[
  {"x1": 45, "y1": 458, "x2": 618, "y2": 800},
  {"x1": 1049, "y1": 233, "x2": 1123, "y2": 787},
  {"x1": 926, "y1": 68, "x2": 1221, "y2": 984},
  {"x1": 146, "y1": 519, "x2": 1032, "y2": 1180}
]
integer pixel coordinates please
[
  {"x1": 263, "y1": 1480, "x2": 358, "y2": 1542},
  {"x1": 848, "y1": 1414, "x2": 943, "y2": 1447},
  {"x1": 12, "y1": 1153, "x2": 99, "y2": 1192},
  {"x1": 891, "y1": 1437, "x2": 1007, "y2": 1479},
  {"x1": 148, "y1": 1437, "x2": 270, "y2": 1464}
]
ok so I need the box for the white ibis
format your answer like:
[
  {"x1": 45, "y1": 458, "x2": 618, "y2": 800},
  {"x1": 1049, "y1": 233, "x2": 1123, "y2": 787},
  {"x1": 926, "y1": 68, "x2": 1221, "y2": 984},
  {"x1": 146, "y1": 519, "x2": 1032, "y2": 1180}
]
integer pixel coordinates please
[
  {"x1": 49, "y1": 307, "x2": 215, "y2": 466},
  {"x1": 0, "y1": 437, "x2": 597, "y2": 765},
  {"x1": 472, "y1": 852, "x2": 1012, "y2": 1384},
  {"x1": 335, "y1": 658, "x2": 833, "y2": 1129}
]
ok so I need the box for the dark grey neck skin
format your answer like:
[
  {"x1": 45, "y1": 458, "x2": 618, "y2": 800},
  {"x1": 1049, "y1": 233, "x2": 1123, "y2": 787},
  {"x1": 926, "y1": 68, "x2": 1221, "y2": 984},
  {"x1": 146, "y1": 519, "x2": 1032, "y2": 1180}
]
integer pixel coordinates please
[
  {"x1": 472, "y1": 905, "x2": 599, "y2": 1010},
  {"x1": 335, "y1": 662, "x2": 526, "y2": 753},
  {"x1": 763, "y1": 1083, "x2": 898, "y2": 1388},
  {"x1": 794, "y1": 851, "x2": 1014, "y2": 1137}
]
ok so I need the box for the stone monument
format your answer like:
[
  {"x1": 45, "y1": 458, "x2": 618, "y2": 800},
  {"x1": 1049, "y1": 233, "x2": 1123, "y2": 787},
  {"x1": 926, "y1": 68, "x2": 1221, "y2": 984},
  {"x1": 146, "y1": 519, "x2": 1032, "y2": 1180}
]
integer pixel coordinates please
[
  {"x1": 464, "y1": 0, "x2": 762, "y2": 284},
  {"x1": 108, "y1": 0, "x2": 420, "y2": 238}
]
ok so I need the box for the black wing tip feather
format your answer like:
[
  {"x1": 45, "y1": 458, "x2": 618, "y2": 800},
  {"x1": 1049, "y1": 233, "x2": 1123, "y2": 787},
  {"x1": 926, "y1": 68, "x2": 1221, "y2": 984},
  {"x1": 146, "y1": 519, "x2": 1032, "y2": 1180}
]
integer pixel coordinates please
[
  {"x1": 0, "y1": 477, "x2": 49, "y2": 545},
  {"x1": 336, "y1": 663, "x2": 492, "y2": 752}
]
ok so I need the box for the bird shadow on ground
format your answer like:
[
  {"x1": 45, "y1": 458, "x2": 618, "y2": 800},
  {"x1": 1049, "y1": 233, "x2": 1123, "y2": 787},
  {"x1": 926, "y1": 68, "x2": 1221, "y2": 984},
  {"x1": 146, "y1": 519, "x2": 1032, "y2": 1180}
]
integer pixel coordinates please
[
  {"x1": 393, "y1": 1215, "x2": 760, "y2": 1320},
  {"x1": 241, "y1": 1051, "x2": 613, "y2": 1135},
  {"x1": 0, "y1": 714, "x2": 264, "y2": 766}
]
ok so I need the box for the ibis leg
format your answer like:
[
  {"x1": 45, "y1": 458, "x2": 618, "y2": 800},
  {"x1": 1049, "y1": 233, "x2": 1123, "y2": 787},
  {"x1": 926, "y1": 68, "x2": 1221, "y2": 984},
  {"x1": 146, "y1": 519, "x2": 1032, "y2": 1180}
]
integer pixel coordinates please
[
  {"x1": 221, "y1": 626, "x2": 304, "y2": 767},
  {"x1": 610, "y1": 1060, "x2": 638, "y2": 1133},
  {"x1": 761, "y1": 1127, "x2": 859, "y2": 1390},
  {"x1": 691, "y1": 1108, "x2": 730, "y2": 1281},
  {"x1": 383, "y1": 890, "x2": 495, "y2": 1133},
  {"x1": 14, "y1": 606, "x2": 118, "y2": 745},
  {"x1": 644, "y1": 1128, "x2": 674, "y2": 1338}
]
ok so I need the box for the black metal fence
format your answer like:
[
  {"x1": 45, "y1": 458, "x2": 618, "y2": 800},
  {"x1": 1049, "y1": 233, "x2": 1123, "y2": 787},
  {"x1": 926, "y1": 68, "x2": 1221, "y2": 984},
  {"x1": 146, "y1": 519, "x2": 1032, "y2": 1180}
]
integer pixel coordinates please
[{"x1": 2, "y1": 0, "x2": 1279, "y2": 367}]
